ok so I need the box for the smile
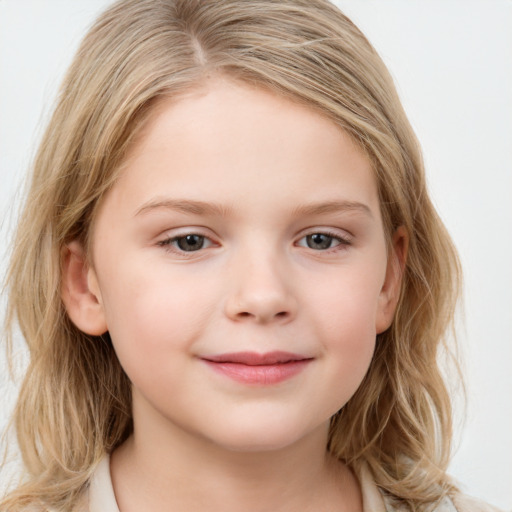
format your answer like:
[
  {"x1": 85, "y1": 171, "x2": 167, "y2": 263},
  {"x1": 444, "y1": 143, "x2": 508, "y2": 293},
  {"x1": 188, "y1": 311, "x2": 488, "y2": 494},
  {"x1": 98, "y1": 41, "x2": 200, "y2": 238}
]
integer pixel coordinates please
[{"x1": 200, "y1": 351, "x2": 314, "y2": 385}]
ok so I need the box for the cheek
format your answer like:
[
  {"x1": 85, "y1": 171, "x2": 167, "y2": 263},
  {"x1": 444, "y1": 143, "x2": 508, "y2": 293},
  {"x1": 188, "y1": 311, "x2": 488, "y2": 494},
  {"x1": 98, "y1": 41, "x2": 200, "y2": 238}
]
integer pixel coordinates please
[
  {"x1": 98, "y1": 261, "x2": 218, "y2": 368},
  {"x1": 310, "y1": 264, "x2": 384, "y2": 339},
  {"x1": 306, "y1": 264, "x2": 384, "y2": 387}
]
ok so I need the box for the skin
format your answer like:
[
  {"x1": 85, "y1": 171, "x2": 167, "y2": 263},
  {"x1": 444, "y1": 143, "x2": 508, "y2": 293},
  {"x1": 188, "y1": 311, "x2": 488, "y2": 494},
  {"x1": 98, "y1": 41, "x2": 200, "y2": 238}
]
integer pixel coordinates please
[{"x1": 62, "y1": 77, "x2": 406, "y2": 512}]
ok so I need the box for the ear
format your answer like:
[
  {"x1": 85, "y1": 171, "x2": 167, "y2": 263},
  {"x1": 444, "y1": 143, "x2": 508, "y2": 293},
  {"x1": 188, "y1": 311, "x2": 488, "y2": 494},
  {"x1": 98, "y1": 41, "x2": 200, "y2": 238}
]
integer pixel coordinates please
[
  {"x1": 375, "y1": 226, "x2": 408, "y2": 334},
  {"x1": 61, "y1": 241, "x2": 108, "y2": 335}
]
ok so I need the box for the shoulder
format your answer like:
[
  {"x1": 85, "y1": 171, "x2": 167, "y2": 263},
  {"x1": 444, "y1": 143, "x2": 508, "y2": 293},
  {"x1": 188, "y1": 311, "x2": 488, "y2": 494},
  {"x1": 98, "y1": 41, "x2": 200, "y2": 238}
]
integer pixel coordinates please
[
  {"x1": 450, "y1": 492, "x2": 506, "y2": 512},
  {"x1": 380, "y1": 492, "x2": 506, "y2": 512},
  {"x1": 22, "y1": 457, "x2": 113, "y2": 511},
  {"x1": 18, "y1": 494, "x2": 88, "y2": 512},
  {"x1": 380, "y1": 491, "x2": 506, "y2": 512},
  {"x1": 358, "y1": 463, "x2": 506, "y2": 512}
]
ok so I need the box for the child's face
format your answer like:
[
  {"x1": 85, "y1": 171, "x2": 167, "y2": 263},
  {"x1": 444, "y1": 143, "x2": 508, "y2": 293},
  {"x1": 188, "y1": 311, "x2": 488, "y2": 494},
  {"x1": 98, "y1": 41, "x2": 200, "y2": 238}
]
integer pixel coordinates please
[{"x1": 70, "y1": 78, "x2": 403, "y2": 453}]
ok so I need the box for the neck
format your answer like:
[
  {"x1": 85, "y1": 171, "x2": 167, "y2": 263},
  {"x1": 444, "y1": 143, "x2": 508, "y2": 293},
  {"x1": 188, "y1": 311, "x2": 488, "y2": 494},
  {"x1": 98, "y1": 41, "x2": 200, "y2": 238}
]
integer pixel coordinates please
[{"x1": 110, "y1": 395, "x2": 362, "y2": 512}]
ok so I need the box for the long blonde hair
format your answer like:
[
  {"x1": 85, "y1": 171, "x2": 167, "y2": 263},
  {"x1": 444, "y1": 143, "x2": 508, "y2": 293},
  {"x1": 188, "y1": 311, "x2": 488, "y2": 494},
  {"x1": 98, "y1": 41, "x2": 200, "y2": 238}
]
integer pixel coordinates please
[{"x1": 2, "y1": 0, "x2": 462, "y2": 510}]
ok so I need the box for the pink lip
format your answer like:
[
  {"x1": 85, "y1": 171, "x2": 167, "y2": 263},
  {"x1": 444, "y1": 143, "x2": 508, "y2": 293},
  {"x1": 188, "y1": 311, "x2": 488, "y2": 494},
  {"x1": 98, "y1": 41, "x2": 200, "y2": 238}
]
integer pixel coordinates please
[{"x1": 201, "y1": 351, "x2": 313, "y2": 385}]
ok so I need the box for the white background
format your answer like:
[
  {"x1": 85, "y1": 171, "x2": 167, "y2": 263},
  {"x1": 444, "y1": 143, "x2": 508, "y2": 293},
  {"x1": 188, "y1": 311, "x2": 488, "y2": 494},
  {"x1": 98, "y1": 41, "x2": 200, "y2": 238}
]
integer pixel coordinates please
[{"x1": 1, "y1": 1, "x2": 511, "y2": 509}]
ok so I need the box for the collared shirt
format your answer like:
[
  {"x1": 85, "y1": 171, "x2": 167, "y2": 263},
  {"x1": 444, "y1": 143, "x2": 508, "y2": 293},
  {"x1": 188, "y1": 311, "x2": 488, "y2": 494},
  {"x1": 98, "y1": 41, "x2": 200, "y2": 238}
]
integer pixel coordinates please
[{"x1": 86, "y1": 456, "x2": 503, "y2": 512}]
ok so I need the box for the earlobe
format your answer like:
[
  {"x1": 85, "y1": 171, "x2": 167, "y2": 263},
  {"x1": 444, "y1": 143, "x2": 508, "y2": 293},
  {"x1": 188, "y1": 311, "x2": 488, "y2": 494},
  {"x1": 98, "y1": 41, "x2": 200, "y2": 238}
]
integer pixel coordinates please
[
  {"x1": 375, "y1": 226, "x2": 408, "y2": 334},
  {"x1": 61, "y1": 241, "x2": 108, "y2": 335}
]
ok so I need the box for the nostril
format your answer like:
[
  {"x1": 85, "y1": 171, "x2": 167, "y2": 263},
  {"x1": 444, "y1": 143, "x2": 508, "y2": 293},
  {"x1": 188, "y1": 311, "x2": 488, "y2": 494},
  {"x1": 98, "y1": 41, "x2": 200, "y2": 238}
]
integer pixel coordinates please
[{"x1": 235, "y1": 310, "x2": 289, "y2": 320}]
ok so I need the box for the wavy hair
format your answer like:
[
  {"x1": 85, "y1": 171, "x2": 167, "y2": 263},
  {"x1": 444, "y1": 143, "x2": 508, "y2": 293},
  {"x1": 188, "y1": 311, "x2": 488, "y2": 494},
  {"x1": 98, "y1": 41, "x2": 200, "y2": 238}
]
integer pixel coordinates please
[{"x1": 1, "y1": 0, "x2": 462, "y2": 510}]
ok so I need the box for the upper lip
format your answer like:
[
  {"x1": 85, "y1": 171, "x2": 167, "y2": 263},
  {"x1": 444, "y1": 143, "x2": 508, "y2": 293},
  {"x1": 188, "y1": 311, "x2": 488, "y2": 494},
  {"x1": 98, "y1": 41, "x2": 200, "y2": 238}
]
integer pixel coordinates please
[{"x1": 202, "y1": 351, "x2": 312, "y2": 366}]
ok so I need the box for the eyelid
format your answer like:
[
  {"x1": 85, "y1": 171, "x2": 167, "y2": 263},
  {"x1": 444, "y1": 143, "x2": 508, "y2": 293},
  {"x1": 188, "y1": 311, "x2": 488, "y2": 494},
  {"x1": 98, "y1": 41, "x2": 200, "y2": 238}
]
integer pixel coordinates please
[
  {"x1": 297, "y1": 227, "x2": 353, "y2": 242},
  {"x1": 157, "y1": 225, "x2": 217, "y2": 240}
]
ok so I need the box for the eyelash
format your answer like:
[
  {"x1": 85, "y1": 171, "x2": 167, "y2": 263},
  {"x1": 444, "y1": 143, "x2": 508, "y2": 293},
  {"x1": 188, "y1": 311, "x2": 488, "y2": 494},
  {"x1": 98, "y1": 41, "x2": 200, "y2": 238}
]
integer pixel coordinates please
[
  {"x1": 157, "y1": 230, "x2": 352, "y2": 256},
  {"x1": 157, "y1": 233, "x2": 215, "y2": 255},
  {"x1": 297, "y1": 230, "x2": 352, "y2": 252}
]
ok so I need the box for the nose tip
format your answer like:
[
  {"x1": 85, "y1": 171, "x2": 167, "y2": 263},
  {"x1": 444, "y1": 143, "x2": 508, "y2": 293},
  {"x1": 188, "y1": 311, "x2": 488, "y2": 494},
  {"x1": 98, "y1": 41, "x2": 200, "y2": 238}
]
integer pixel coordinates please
[{"x1": 224, "y1": 273, "x2": 297, "y2": 324}]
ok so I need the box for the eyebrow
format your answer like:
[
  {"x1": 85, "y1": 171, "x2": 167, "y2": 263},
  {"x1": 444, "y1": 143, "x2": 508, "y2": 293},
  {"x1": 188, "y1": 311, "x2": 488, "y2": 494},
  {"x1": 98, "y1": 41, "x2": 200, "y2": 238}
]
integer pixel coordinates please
[
  {"x1": 134, "y1": 198, "x2": 373, "y2": 219},
  {"x1": 135, "y1": 198, "x2": 232, "y2": 217},
  {"x1": 291, "y1": 200, "x2": 373, "y2": 218}
]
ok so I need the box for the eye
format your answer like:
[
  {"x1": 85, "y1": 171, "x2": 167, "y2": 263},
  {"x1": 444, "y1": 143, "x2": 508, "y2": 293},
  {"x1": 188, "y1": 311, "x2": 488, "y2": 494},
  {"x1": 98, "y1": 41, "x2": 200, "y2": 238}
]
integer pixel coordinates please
[
  {"x1": 297, "y1": 232, "x2": 351, "y2": 251},
  {"x1": 159, "y1": 234, "x2": 214, "y2": 252}
]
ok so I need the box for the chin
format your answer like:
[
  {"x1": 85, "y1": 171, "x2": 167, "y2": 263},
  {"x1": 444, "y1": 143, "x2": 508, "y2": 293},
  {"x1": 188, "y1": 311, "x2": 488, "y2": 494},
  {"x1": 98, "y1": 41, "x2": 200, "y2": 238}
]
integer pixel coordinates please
[{"x1": 205, "y1": 418, "x2": 324, "y2": 454}]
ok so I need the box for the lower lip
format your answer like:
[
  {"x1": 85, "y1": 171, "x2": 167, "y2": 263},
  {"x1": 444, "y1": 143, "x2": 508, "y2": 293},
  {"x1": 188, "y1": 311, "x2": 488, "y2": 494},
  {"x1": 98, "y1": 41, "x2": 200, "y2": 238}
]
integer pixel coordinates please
[{"x1": 202, "y1": 360, "x2": 312, "y2": 385}]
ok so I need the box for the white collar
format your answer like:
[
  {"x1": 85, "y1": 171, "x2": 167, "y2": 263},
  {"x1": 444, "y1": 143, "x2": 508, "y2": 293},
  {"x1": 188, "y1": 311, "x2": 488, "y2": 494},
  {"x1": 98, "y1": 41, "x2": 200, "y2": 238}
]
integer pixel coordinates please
[{"x1": 88, "y1": 456, "x2": 119, "y2": 512}]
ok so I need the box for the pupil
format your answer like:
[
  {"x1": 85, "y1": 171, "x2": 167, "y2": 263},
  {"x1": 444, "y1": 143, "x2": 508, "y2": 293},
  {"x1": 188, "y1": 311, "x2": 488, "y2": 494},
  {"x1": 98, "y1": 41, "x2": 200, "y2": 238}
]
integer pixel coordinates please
[
  {"x1": 178, "y1": 235, "x2": 204, "y2": 251},
  {"x1": 308, "y1": 233, "x2": 332, "y2": 250}
]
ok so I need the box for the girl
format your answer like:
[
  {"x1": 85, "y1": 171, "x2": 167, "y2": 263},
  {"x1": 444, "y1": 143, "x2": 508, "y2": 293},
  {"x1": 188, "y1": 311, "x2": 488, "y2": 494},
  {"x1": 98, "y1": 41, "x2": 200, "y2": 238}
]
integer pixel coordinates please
[{"x1": 0, "y1": 0, "x2": 505, "y2": 511}]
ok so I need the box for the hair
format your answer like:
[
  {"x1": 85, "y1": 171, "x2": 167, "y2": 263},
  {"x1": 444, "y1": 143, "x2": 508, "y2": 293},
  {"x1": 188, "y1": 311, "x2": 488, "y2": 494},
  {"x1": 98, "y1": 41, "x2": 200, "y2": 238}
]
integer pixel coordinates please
[{"x1": 1, "y1": 0, "x2": 462, "y2": 510}]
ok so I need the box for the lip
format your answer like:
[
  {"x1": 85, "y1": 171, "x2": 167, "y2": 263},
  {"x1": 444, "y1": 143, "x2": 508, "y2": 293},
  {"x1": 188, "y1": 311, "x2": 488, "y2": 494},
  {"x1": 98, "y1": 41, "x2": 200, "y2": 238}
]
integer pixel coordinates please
[{"x1": 201, "y1": 351, "x2": 313, "y2": 385}]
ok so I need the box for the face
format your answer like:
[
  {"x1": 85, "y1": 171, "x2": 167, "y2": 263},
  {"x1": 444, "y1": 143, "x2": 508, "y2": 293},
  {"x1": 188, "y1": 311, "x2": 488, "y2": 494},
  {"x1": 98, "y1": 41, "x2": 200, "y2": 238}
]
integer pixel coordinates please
[{"x1": 65, "y1": 78, "x2": 403, "y2": 453}]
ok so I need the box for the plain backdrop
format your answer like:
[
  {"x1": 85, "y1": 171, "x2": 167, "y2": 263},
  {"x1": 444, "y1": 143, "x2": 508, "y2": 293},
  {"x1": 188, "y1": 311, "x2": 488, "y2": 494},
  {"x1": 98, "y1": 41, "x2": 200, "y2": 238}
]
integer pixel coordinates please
[{"x1": 1, "y1": 1, "x2": 511, "y2": 509}]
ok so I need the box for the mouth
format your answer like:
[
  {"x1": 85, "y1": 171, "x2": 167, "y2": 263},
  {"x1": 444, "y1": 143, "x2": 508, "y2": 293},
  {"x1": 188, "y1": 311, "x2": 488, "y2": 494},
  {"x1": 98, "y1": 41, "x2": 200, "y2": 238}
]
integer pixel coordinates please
[{"x1": 200, "y1": 351, "x2": 314, "y2": 385}]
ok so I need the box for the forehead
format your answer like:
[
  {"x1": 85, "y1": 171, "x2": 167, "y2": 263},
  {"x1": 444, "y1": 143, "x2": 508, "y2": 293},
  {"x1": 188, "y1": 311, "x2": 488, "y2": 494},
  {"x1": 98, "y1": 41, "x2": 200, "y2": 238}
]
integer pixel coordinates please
[{"x1": 98, "y1": 78, "x2": 381, "y2": 225}]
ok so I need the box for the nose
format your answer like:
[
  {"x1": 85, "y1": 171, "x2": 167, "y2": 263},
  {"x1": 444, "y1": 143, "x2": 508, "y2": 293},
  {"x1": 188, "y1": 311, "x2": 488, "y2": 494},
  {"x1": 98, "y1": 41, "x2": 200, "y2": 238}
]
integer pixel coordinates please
[{"x1": 224, "y1": 251, "x2": 297, "y2": 325}]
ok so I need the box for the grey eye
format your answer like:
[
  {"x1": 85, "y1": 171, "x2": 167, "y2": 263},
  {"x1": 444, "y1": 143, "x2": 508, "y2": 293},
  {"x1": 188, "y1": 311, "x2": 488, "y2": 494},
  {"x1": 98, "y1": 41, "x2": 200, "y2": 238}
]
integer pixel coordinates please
[
  {"x1": 304, "y1": 233, "x2": 338, "y2": 250},
  {"x1": 175, "y1": 234, "x2": 205, "y2": 251}
]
